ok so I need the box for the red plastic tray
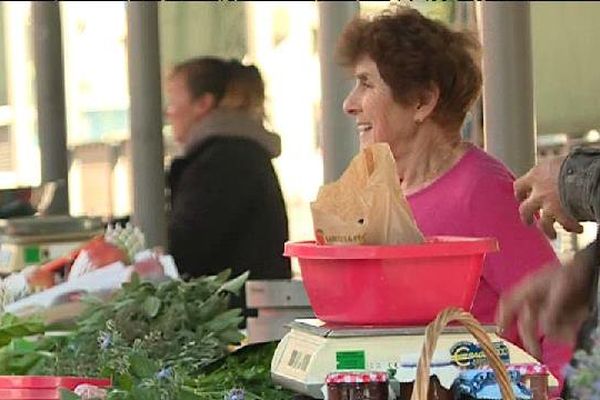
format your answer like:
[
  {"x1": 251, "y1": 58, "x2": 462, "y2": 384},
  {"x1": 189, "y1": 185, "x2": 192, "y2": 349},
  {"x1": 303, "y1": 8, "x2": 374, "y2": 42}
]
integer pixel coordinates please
[
  {"x1": 0, "y1": 376, "x2": 111, "y2": 399},
  {"x1": 0, "y1": 388, "x2": 62, "y2": 399},
  {"x1": 0, "y1": 376, "x2": 110, "y2": 389}
]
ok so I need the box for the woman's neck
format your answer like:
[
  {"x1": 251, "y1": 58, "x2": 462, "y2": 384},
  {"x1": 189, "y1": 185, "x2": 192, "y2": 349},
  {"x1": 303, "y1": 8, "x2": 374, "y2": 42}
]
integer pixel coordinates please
[{"x1": 393, "y1": 122, "x2": 468, "y2": 195}]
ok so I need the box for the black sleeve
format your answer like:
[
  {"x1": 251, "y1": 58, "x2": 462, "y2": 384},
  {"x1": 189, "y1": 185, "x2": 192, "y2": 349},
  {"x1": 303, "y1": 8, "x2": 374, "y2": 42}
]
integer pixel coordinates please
[
  {"x1": 558, "y1": 148, "x2": 600, "y2": 377},
  {"x1": 572, "y1": 235, "x2": 600, "y2": 355},
  {"x1": 168, "y1": 142, "x2": 257, "y2": 277},
  {"x1": 559, "y1": 146, "x2": 600, "y2": 222}
]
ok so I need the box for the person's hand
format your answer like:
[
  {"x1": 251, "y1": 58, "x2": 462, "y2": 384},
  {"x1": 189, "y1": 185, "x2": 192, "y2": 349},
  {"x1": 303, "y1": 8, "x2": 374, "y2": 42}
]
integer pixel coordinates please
[
  {"x1": 497, "y1": 251, "x2": 596, "y2": 359},
  {"x1": 514, "y1": 156, "x2": 583, "y2": 239}
]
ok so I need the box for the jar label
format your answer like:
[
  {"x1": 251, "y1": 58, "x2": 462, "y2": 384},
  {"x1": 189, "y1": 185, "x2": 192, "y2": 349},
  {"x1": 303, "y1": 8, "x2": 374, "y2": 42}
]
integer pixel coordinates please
[{"x1": 449, "y1": 341, "x2": 510, "y2": 368}]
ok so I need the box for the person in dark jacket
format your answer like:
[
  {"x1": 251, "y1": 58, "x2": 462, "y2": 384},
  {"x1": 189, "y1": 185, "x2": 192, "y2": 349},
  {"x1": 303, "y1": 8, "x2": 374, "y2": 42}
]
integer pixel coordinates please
[
  {"x1": 497, "y1": 147, "x2": 600, "y2": 396},
  {"x1": 164, "y1": 57, "x2": 292, "y2": 316}
]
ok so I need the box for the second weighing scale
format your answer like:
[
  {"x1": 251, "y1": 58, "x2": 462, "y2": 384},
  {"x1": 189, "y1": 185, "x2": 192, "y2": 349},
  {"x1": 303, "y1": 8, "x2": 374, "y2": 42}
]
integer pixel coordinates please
[{"x1": 0, "y1": 215, "x2": 104, "y2": 274}]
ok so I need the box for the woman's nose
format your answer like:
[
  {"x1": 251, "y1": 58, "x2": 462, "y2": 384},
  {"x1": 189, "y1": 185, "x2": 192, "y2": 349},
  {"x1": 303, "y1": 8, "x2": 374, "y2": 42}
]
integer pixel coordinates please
[{"x1": 343, "y1": 90, "x2": 359, "y2": 116}]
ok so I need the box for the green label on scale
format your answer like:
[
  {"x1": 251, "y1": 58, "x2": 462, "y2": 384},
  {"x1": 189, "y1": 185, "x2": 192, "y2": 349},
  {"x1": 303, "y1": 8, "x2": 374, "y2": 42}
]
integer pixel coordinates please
[
  {"x1": 336, "y1": 351, "x2": 366, "y2": 370},
  {"x1": 24, "y1": 246, "x2": 41, "y2": 264}
]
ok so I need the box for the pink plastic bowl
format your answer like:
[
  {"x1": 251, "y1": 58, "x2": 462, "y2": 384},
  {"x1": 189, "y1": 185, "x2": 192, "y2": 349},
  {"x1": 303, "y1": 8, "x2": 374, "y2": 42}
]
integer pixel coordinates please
[{"x1": 284, "y1": 236, "x2": 498, "y2": 326}]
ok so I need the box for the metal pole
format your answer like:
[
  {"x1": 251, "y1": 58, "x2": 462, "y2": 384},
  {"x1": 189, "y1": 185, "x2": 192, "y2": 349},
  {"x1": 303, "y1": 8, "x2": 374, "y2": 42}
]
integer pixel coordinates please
[
  {"x1": 126, "y1": 2, "x2": 166, "y2": 248},
  {"x1": 481, "y1": 2, "x2": 536, "y2": 177},
  {"x1": 32, "y1": 2, "x2": 69, "y2": 215},
  {"x1": 318, "y1": 2, "x2": 360, "y2": 183}
]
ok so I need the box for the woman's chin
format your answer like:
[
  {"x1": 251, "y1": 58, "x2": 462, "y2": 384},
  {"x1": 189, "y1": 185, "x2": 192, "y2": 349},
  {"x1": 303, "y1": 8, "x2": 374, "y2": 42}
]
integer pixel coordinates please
[{"x1": 359, "y1": 131, "x2": 375, "y2": 149}]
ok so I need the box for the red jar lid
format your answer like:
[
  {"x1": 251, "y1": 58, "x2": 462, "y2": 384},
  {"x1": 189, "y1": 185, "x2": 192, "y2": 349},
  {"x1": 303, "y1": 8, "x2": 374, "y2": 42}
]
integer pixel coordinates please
[{"x1": 326, "y1": 372, "x2": 388, "y2": 384}]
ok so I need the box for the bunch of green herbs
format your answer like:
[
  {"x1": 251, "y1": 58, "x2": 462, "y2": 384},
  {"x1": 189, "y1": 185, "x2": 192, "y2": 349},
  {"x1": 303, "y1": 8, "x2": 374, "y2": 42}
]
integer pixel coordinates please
[
  {"x1": 0, "y1": 312, "x2": 51, "y2": 375},
  {"x1": 189, "y1": 341, "x2": 294, "y2": 400},
  {"x1": 44, "y1": 269, "x2": 248, "y2": 377},
  {"x1": 0, "y1": 270, "x2": 294, "y2": 399}
]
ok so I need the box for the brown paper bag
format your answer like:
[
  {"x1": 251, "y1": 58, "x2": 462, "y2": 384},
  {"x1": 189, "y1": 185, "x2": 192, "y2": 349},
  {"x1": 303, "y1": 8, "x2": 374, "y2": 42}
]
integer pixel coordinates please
[{"x1": 311, "y1": 143, "x2": 424, "y2": 245}]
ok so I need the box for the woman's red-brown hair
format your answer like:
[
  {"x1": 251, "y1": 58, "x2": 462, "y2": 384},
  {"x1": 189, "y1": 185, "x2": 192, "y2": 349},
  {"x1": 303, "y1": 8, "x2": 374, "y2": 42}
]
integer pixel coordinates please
[{"x1": 336, "y1": 6, "x2": 482, "y2": 130}]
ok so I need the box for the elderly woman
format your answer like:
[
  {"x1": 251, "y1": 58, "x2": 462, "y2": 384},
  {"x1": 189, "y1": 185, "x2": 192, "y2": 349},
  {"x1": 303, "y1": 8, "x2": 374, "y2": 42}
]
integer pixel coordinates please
[
  {"x1": 165, "y1": 57, "x2": 291, "y2": 317},
  {"x1": 337, "y1": 6, "x2": 570, "y2": 388}
]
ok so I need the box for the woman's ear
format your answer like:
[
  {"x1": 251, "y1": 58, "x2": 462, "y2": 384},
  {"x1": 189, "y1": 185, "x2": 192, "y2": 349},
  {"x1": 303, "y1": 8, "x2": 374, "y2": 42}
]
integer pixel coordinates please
[
  {"x1": 192, "y1": 93, "x2": 217, "y2": 120},
  {"x1": 414, "y1": 84, "x2": 440, "y2": 123}
]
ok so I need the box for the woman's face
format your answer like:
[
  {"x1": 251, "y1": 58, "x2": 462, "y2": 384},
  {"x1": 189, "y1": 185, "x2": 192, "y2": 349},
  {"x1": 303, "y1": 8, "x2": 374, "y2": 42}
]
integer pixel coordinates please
[
  {"x1": 165, "y1": 73, "x2": 205, "y2": 145},
  {"x1": 343, "y1": 57, "x2": 419, "y2": 151}
]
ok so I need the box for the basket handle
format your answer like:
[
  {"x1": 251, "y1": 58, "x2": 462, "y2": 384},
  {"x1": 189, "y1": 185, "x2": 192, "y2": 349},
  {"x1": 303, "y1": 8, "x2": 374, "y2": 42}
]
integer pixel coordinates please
[{"x1": 410, "y1": 307, "x2": 516, "y2": 400}]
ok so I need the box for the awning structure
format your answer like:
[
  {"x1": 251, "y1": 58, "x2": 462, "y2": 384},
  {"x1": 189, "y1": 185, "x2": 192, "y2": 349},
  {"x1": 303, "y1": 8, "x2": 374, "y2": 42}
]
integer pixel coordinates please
[
  {"x1": 317, "y1": 2, "x2": 359, "y2": 184},
  {"x1": 30, "y1": 2, "x2": 599, "y2": 247},
  {"x1": 481, "y1": 2, "x2": 536, "y2": 177},
  {"x1": 126, "y1": 2, "x2": 167, "y2": 249},
  {"x1": 32, "y1": 3, "x2": 69, "y2": 215}
]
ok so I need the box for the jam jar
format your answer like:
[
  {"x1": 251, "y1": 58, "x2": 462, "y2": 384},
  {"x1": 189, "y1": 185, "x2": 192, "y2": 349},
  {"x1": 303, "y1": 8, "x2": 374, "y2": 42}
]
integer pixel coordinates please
[
  {"x1": 326, "y1": 371, "x2": 389, "y2": 400},
  {"x1": 511, "y1": 364, "x2": 549, "y2": 400}
]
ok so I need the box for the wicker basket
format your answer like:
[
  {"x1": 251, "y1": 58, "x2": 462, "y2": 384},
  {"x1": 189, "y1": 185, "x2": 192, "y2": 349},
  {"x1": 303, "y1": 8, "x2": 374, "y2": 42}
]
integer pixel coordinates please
[{"x1": 410, "y1": 307, "x2": 516, "y2": 400}]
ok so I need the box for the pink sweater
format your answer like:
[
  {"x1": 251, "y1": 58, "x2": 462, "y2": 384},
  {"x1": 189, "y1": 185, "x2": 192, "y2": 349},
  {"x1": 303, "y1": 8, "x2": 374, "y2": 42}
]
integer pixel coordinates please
[{"x1": 407, "y1": 144, "x2": 571, "y2": 390}]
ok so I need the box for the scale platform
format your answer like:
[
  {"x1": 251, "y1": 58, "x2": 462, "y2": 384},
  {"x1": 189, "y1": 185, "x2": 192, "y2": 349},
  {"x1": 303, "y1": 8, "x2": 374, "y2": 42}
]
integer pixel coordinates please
[{"x1": 271, "y1": 318, "x2": 557, "y2": 399}]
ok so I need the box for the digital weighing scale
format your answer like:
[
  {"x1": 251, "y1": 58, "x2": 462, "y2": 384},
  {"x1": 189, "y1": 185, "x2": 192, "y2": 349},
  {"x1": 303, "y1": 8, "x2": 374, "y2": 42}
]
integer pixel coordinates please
[
  {"x1": 271, "y1": 318, "x2": 557, "y2": 399},
  {"x1": 0, "y1": 215, "x2": 104, "y2": 274}
]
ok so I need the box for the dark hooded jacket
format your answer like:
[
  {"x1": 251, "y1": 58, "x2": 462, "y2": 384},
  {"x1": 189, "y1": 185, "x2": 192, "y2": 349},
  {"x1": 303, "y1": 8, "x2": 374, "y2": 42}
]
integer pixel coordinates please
[{"x1": 167, "y1": 109, "x2": 291, "y2": 313}]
